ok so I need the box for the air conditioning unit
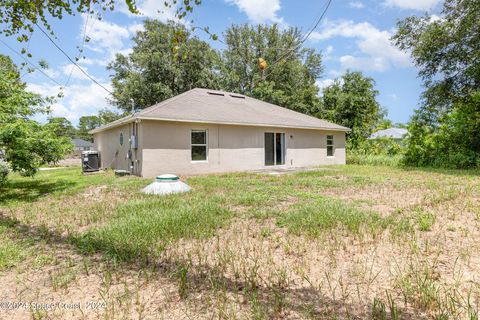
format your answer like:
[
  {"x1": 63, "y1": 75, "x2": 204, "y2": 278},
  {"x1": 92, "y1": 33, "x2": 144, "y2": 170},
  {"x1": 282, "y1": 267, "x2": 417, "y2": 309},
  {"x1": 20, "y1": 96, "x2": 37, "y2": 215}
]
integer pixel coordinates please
[
  {"x1": 130, "y1": 135, "x2": 138, "y2": 149},
  {"x1": 82, "y1": 151, "x2": 100, "y2": 173}
]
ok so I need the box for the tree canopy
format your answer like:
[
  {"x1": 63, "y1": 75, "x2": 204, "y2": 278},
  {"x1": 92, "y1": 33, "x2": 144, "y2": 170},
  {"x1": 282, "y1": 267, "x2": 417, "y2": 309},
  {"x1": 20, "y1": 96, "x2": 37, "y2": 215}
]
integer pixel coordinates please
[
  {"x1": 47, "y1": 117, "x2": 77, "y2": 138},
  {"x1": 0, "y1": 0, "x2": 201, "y2": 48},
  {"x1": 321, "y1": 71, "x2": 382, "y2": 148},
  {"x1": 0, "y1": 54, "x2": 72, "y2": 178},
  {"x1": 393, "y1": 0, "x2": 480, "y2": 168},
  {"x1": 221, "y1": 24, "x2": 323, "y2": 115},
  {"x1": 109, "y1": 20, "x2": 221, "y2": 112}
]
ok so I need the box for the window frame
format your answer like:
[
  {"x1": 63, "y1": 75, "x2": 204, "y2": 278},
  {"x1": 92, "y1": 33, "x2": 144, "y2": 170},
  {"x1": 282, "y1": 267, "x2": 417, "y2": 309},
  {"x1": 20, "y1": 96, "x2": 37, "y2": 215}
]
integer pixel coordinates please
[
  {"x1": 326, "y1": 135, "x2": 334, "y2": 157},
  {"x1": 191, "y1": 129, "x2": 208, "y2": 162}
]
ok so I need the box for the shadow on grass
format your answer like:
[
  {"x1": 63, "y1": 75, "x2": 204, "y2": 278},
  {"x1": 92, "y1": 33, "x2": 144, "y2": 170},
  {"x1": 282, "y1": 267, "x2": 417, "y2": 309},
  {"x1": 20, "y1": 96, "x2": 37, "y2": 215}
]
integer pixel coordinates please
[
  {"x1": 0, "y1": 178, "x2": 76, "y2": 205},
  {"x1": 0, "y1": 212, "x2": 425, "y2": 319}
]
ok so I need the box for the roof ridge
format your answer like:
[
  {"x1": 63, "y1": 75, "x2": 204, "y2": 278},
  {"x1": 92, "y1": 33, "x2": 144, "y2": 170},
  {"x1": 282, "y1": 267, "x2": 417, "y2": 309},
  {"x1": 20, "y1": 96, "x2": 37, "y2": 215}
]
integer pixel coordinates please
[{"x1": 139, "y1": 89, "x2": 197, "y2": 116}]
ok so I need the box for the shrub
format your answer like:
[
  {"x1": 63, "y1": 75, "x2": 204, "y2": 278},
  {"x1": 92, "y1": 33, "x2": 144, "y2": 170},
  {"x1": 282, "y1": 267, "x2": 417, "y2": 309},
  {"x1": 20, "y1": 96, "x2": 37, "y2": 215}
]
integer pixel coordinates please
[
  {"x1": 347, "y1": 137, "x2": 405, "y2": 167},
  {"x1": 403, "y1": 92, "x2": 480, "y2": 169},
  {"x1": 0, "y1": 162, "x2": 8, "y2": 186}
]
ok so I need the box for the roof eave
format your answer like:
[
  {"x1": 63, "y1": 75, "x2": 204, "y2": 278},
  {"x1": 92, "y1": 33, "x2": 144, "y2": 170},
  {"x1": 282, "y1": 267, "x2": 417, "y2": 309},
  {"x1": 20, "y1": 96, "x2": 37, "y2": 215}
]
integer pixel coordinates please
[
  {"x1": 89, "y1": 116, "x2": 137, "y2": 134},
  {"x1": 136, "y1": 116, "x2": 351, "y2": 132}
]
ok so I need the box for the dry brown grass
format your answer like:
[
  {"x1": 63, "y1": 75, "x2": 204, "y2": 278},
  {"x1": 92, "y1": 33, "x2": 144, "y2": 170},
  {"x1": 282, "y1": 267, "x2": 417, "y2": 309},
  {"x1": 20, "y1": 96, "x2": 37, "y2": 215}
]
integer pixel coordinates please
[{"x1": 0, "y1": 165, "x2": 479, "y2": 319}]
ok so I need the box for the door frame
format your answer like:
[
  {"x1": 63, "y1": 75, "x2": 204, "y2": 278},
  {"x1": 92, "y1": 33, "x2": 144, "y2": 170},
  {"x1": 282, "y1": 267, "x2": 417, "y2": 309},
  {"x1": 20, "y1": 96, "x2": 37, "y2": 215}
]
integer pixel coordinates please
[{"x1": 264, "y1": 131, "x2": 286, "y2": 166}]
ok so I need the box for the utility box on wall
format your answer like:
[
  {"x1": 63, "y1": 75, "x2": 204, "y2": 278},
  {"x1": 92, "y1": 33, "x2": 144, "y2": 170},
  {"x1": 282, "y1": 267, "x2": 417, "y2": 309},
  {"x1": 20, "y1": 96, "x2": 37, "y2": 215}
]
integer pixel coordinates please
[{"x1": 130, "y1": 135, "x2": 138, "y2": 149}]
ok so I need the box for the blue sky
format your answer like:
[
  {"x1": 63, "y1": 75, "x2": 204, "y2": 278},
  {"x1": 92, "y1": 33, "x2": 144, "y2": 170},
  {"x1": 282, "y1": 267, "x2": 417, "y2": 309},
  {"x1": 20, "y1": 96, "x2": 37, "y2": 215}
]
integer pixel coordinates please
[{"x1": 0, "y1": 0, "x2": 442, "y2": 125}]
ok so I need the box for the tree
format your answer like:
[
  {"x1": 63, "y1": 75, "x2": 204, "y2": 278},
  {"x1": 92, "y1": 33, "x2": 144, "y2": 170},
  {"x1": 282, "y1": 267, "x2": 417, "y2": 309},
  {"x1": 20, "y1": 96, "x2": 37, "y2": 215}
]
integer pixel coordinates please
[
  {"x1": 0, "y1": 1, "x2": 201, "y2": 48},
  {"x1": 221, "y1": 24, "x2": 323, "y2": 115},
  {"x1": 47, "y1": 117, "x2": 76, "y2": 138},
  {"x1": 321, "y1": 71, "x2": 382, "y2": 148},
  {"x1": 77, "y1": 116, "x2": 102, "y2": 142},
  {"x1": 392, "y1": 0, "x2": 479, "y2": 111},
  {"x1": 0, "y1": 54, "x2": 72, "y2": 179},
  {"x1": 77, "y1": 109, "x2": 123, "y2": 141},
  {"x1": 392, "y1": 0, "x2": 480, "y2": 167},
  {"x1": 109, "y1": 20, "x2": 221, "y2": 112},
  {"x1": 98, "y1": 108, "x2": 123, "y2": 124}
]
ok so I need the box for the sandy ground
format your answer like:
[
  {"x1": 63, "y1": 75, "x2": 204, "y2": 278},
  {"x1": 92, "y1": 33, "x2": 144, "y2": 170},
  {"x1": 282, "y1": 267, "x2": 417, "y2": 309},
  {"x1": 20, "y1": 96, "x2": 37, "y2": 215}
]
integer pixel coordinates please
[{"x1": 0, "y1": 168, "x2": 479, "y2": 319}]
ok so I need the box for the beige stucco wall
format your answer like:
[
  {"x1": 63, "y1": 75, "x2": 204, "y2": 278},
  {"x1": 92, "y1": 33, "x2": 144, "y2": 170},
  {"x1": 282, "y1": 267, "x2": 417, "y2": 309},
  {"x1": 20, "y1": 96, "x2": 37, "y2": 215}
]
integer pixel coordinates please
[
  {"x1": 139, "y1": 120, "x2": 346, "y2": 178},
  {"x1": 93, "y1": 122, "x2": 143, "y2": 174}
]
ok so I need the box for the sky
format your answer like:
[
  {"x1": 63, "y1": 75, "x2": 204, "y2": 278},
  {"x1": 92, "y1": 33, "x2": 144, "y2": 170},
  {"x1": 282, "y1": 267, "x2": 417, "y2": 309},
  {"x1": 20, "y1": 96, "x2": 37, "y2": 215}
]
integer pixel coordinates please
[{"x1": 0, "y1": 0, "x2": 443, "y2": 125}]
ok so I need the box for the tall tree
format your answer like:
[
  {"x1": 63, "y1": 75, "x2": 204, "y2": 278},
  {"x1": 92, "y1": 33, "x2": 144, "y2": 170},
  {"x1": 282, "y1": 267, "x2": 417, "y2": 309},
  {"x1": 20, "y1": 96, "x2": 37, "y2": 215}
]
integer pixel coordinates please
[
  {"x1": 392, "y1": 0, "x2": 480, "y2": 167},
  {"x1": 221, "y1": 24, "x2": 323, "y2": 115},
  {"x1": 321, "y1": 71, "x2": 382, "y2": 148},
  {"x1": 0, "y1": 55, "x2": 72, "y2": 178},
  {"x1": 77, "y1": 116, "x2": 102, "y2": 142},
  {"x1": 47, "y1": 117, "x2": 76, "y2": 138},
  {"x1": 109, "y1": 20, "x2": 221, "y2": 111},
  {"x1": 98, "y1": 108, "x2": 123, "y2": 125}
]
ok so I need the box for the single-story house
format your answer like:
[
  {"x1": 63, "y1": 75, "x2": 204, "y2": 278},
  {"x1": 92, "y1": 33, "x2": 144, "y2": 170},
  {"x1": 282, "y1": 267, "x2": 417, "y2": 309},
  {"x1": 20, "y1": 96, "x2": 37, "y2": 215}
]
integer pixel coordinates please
[
  {"x1": 90, "y1": 88, "x2": 350, "y2": 177},
  {"x1": 72, "y1": 138, "x2": 94, "y2": 152},
  {"x1": 369, "y1": 128, "x2": 408, "y2": 140}
]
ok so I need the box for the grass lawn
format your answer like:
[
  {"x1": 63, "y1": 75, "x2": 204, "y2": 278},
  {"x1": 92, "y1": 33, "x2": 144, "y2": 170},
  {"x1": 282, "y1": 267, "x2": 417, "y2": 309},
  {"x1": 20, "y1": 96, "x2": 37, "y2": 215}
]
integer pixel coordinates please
[{"x1": 0, "y1": 165, "x2": 479, "y2": 319}]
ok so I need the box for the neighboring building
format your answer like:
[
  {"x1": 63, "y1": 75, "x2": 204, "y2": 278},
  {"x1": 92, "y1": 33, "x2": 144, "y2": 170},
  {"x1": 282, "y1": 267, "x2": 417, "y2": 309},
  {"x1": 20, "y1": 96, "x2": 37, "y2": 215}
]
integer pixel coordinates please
[
  {"x1": 369, "y1": 128, "x2": 408, "y2": 140},
  {"x1": 90, "y1": 88, "x2": 350, "y2": 177},
  {"x1": 72, "y1": 138, "x2": 94, "y2": 152}
]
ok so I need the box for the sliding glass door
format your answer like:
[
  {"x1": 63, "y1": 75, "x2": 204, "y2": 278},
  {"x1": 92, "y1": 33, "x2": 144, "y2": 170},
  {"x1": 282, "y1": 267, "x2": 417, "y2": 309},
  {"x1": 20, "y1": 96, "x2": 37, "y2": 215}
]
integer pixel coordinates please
[{"x1": 264, "y1": 132, "x2": 285, "y2": 166}]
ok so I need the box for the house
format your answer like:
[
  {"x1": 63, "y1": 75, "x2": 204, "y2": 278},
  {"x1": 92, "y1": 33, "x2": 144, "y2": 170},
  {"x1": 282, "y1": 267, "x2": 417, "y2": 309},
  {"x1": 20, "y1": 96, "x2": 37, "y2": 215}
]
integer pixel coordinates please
[
  {"x1": 72, "y1": 138, "x2": 94, "y2": 152},
  {"x1": 369, "y1": 128, "x2": 408, "y2": 141},
  {"x1": 90, "y1": 88, "x2": 350, "y2": 177}
]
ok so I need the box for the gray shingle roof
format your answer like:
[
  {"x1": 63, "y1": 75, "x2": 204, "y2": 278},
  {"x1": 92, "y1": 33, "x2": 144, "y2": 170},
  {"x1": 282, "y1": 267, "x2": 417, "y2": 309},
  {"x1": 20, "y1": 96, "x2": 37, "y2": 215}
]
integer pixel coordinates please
[
  {"x1": 72, "y1": 138, "x2": 94, "y2": 148},
  {"x1": 91, "y1": 88, "x2": 350, "y2": 134},
  {"x1": 369, "y1": 128, "x2": 408, "y2": 140}
]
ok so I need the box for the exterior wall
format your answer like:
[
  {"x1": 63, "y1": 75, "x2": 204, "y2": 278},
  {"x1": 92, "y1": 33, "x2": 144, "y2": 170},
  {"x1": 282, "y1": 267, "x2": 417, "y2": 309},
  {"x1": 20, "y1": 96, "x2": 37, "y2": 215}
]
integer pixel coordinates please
[
  {"x1": 93, "y1": 123, "x2": 133, "y2": 172},
  {"x1": 139, "y1": 120, "x2": 346, "y2": 178}
]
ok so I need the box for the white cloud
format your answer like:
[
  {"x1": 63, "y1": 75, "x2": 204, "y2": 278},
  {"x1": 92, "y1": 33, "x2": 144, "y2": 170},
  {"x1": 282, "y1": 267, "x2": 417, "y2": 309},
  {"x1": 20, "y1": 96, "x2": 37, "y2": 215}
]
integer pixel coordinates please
[
  {"x1": 226, "y1": 0, "x2": 284, "y2": 24},
  {"x1": 383, "y1": 0, "x2": 440, "y2": 11},
  {"x1": 66, "y1": 83, "x2": 112, "y2": 114},
  {"x1": 128, "y1": 23, "x2": 145, "y2": 35},
  {"x1": 27, "y1": 83, "x2": 62, "y2": 97},
  {"x1": 49, "y1": 103, "x2": 79, "y2": 122},
  {"x1": 61, "y1": 64, "x2": 93, "y2": 81},
  {"x1": 349, "y1": 1, "x2": 365, "y2": 9},
  {"x1": 323, "y1": 45, "x2": 334, "y2": 60},
  {"x1": 118, "y1": 0, "x2": 178, "y2": 21},
  {"x1": 83, "y1": 16, "x2": 130, "y2": 51},
  {"x1": 310, "y1": 20, "x2": 411, "y2": 72},
  {"x1": 27, "y1": 81, "x2": 113, "y2": 124},
  {"x1": 316, "y1": 78, "x2": 335, "y2": 90}
]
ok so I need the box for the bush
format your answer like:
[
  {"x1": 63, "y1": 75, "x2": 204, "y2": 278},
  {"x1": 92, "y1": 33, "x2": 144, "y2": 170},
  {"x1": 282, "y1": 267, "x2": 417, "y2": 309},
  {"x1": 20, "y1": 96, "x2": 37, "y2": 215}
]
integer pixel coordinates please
[
  {"x1": 347, "y1": 154, "x2": 403, "y2": 167},
  {"x1": 347, "y1": 137, "x2": 405, "y2": 167},
  {"x1": 403, "y1": 92, "x2": 480, "y2": 169},
  {"x1": 0, "y1": 162, "x2": 9, "y2": 186}
]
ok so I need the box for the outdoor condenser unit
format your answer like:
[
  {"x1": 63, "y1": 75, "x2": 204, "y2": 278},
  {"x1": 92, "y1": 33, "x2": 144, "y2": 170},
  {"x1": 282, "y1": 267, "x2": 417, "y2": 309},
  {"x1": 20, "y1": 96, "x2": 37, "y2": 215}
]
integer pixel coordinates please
[{"x1": 82, "y1": 151, "x2": 100, "y2": 173}]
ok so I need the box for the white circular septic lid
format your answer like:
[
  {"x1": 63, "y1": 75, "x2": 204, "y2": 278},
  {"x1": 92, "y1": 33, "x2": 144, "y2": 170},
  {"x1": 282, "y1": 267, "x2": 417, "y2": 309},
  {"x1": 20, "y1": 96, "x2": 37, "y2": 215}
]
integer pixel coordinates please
[{"x1": 156, "y1": 174, "x2": 179, "y2": 182}]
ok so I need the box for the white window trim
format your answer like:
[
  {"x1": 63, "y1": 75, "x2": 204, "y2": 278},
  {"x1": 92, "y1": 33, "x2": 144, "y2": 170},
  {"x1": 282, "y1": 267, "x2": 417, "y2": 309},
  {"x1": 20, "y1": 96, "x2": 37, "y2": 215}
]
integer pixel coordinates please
[
  {"x1": 326, "y1": 135, "x2": 335, "y2": 157},
  {"x1": 191, "y1": 129, "x2": 208, "y2": 163},
  {"x1": 264, "y1": 131, "x2": 287, "y2": 167}
]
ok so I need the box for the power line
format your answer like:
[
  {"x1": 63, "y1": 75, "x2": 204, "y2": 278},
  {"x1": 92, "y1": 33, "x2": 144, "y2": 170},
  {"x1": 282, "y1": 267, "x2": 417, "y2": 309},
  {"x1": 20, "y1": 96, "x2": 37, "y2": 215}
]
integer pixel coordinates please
[
  {"x1": 262, "y1": 0, "x2": 333, "y2": 80},
  {"x1": 35, "y1": 23, "x2": 113, "y2": 95},
  {"x1": 65, "y1": 14, "x2": 96, "y2": 86},
  {"x1": 0, "y1": 38, "x2": 63, "y2": 87}
]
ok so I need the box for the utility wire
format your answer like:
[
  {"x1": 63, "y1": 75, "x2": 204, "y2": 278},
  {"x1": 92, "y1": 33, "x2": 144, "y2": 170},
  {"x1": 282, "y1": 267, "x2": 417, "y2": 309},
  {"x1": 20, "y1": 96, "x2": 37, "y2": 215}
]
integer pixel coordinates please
[
  {"x1": 65, "y1": 14, "x2": 96, "y2": 86},
  {"x1": 262, "y1": 0, "x2": 333, "y2": 80},
  {"x1": 0, "y1": 38, "x2": 63, "y2": 87},
  {"x1": 35, "y1": 23, "x2": 113, "y2": 95}
]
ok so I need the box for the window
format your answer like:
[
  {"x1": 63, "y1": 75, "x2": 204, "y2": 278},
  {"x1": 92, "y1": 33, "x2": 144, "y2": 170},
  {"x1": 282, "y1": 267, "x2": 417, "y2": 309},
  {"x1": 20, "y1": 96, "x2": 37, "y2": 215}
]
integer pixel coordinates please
[
  {"x1": 265, "y1": 132, "x2": 285, "y2": 166},
  {"x1": 327, "y1": 135, "x2": 334, "y2": 157},
  {"x1": 191, "y1": 130, "x2": 207, "y2": 161}
]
